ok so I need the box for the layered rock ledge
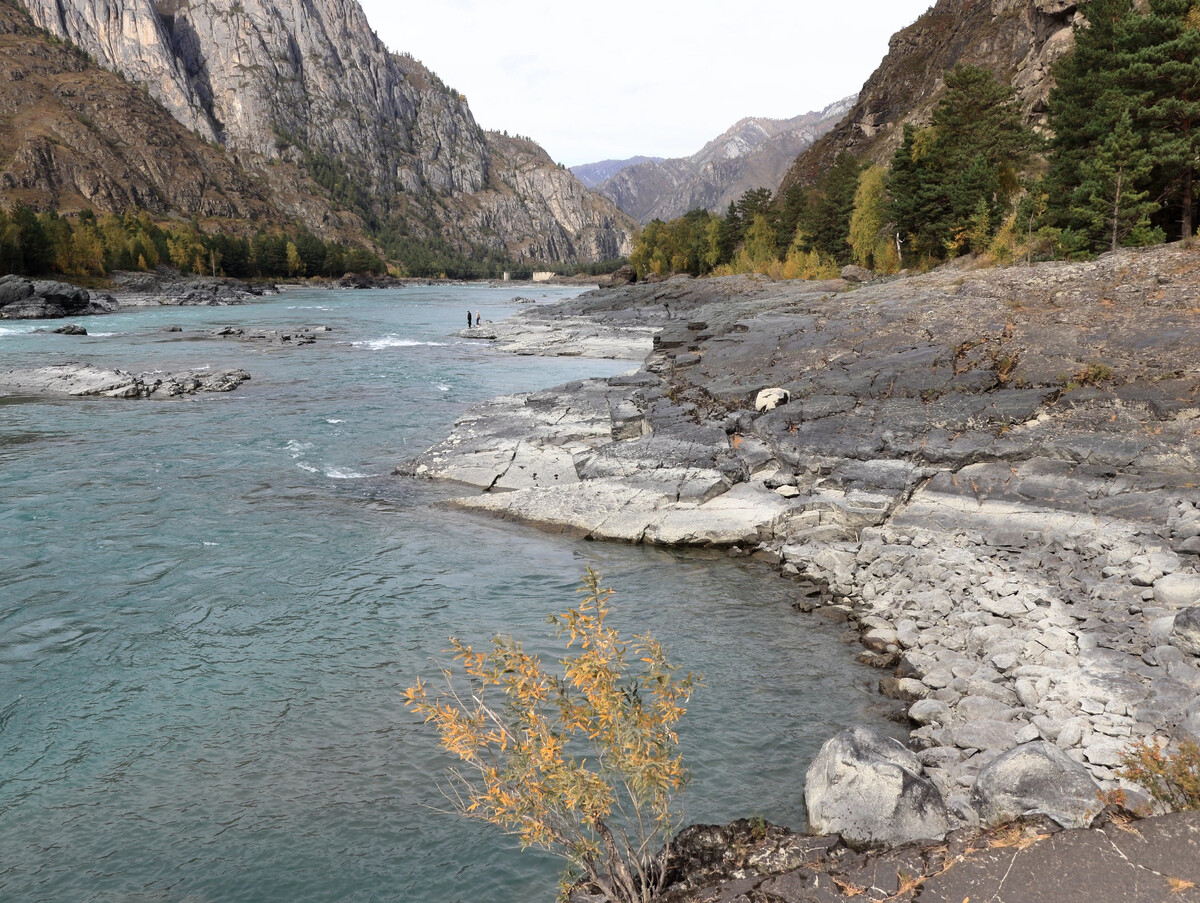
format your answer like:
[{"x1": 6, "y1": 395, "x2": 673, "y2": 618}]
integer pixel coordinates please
[
  {"x1": 403, "y1": 247, "x2": 1200, "y2": 833},
  {"x1": 0, "y1": 363, "x2": 250, "y2": 398}
]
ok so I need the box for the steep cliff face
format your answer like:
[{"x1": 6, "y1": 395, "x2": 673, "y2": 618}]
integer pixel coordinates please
[
  {"x1": 780, "y1": 0, "x2": 1079, "y2": 191},
  {"x1": 17, "y1": 0, "x2": 632, "y2": 262},
  {"x1": 0, "y1": 0, "x2": 353, "y2": 232},
  {"x1": 590, "y1": 99, "x2": 854, "y2": 224},
  {"x1": 467, "y1": 135, "x2": 633, "y2": 262}
]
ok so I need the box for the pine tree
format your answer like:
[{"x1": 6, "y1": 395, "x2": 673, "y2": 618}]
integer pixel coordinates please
[
  {"x1": 1126, "y1": 0, "x2": 1200, "y2": 239},
  {"x1": 776, "y1": 184, "x2": 808, "y2": 251},
  {"x1": 933, "y1": 64, "x2": 1035, "y2": 205},
  {"x1": 1073, "y1": 110, "x2": 1162, "y2": 250},
  {"x1": 796, "y1": 153, "x2": 863, "y2": 265},
  {"x1": 716, "y1": 202, "x2": 741, "y2": 264},
  {"x1": 888, "y1": 124, "x2": 952, "y2": 260},
  {"x1": 1046, "y1": 0, "x2": 1140, "y2": 222},
  {"x1": 888, "y1": 67, "x2": 1035, "y2": 262}
]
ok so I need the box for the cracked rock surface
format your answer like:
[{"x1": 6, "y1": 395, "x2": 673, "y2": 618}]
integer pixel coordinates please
[{"x1": 603, "y1": 812, "x2": 1200, "y2": 903}]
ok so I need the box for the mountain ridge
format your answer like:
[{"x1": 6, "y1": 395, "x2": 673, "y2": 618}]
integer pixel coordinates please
[
  {"x1": 9, "y1": 0, "x2": 632, "y2": 264},
  {"x1": 590, "y1": 98, "x2": 855, "y2": 225},
  {"x1": 779, "y1": 0, "x2": 1080, "y2": 193}
]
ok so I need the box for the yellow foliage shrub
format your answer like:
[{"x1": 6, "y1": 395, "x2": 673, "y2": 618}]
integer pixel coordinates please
[
  {"x1": 1119, "y1": 739, "x2": 1200, "y2": 812},
  {"x1": 405, "y1": 570, "x2": 699, "y2": 903}
]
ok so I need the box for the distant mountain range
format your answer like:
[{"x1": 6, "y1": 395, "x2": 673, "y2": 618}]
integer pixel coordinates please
[
  {"x1": 580, "y1": 98, "x2": 855, "y2": 225},
  {"x1": 571, "y1": 157, "x2": 666, "y2": 189}
]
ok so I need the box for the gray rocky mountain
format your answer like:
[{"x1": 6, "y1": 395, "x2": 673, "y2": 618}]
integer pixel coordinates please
[
  {"x1": 16, "y1": 0, "x2": 632, "y2": 262},
  {"x1": 571, "y1": 157, "x2": 665, "y2": 189},
  {"x1": 590, "y1": 98, "x2": 854, "y2": 225}
]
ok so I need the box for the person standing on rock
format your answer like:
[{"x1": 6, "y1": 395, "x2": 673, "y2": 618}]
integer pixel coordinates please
[
  {"x1": 476, "y1": 311, "x2": 482, "y2": 326},
  {"x1": 467, "y1": 310, "x2": 473, "y2": 328}
]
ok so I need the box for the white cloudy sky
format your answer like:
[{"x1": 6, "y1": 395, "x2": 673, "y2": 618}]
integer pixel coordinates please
[{"x1": 358, "y1": 0, "x2": 933, "y2": 166}]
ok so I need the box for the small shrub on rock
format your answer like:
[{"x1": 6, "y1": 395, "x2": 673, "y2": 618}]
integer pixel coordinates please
[
  {"x1": 405, "y1": 569, "x2": 698, "y2": 903},
  {"x1": 1118, "y1": 739, "x2": 1200, "y2": 812}
]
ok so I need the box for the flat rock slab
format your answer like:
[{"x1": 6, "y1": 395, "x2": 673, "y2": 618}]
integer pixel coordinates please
[
  {"x1": 0, "y1": 364, "x2": 250, "y2": 398},
  {"x1": 921, "y1": 814, "x2": 1200, "y2": 903},
  {"x1": 447, "y1": 479, "x2": 801, "y2": 546},
  {"x1": 652, "y1": 814, "x2": 1200, "y2": 903}
]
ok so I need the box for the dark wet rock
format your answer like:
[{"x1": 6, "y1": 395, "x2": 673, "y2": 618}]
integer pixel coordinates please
[
  {"x1": 337, "y1": 273, "x2": 403, "y2": 290},
  {"x1": 918, "y1": 813, "x2": 1200, "y2": 903},
  {"x1": 0, "y1": 275, "x2": 113, "y2": 319},
  {"x1": 805, "y1": 727, "x2": 950, "y2": 847},
  {"x1": 51, "y1": 324, "x2": 87, "y2": 335},
  {"x1": 649, "y1": 812, "x2": 1200, "y2": 903},
  {"x1": 971, "y1": 741, "x2": 1102, "y2": 829}
]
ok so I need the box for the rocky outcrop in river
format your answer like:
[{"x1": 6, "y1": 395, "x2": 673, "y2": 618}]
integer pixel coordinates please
[
  {"x1": 404, "y1": 244, "x2": 1200, "y2": 846},
  {"x1": 0, "y1": 363, "x2": 250, "y2": 397},
  {"x1": 0, "y1": 276, "x2": 116, "y2": 319}
]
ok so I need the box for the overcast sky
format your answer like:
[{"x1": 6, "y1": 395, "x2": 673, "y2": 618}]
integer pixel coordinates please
[{"x1": 358, "y1": 1, "x2": 934, "y2": 167}]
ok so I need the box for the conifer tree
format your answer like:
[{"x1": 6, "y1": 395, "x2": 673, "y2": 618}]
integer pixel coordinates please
[
  {"x1": 1126, "y1": 0, "x2": 1200, "y2": 239},
  {"x1": 888, "y1": 66, "x2": 1034, "y2": 262},
  {"x1": 796, "y1": 153, "x2": 863, "y2": 265},
  {"x1": 1073, "y1": 110, "x2": 1162, "y2": 250},
  {"x1": 715, "y1": 202, "x2": 741, "y2": 263}
]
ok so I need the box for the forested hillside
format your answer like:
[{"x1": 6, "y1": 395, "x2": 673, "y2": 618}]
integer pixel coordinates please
[{"x1": 631, "y1": 0, "x2": 1199, "y2": 281}]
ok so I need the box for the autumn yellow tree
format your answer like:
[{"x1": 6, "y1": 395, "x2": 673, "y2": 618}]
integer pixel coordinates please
[
  {"x1": 405, "y1": 569, "x2": 698, "y2": 903},
  {"x1": 848, "y1": 165, "x2": 899, "y2": 273}
]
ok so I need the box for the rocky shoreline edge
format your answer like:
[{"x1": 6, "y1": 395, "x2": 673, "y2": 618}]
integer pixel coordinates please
[
  {"x1": 398, "y1": 247, "x2": 1200, "y2": 900},
  {"x1": 0, "y1": 268, "x2": 604, "y2": 321}
]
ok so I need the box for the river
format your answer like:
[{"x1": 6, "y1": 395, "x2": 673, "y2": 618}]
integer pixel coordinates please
[{"x1": 0, "y1": 284, "x2": 893, "y2": 902}]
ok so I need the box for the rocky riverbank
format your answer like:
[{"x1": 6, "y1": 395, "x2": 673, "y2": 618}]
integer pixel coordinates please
[
  {"x1": 0, "y1": 270, "x2": 278, "y2": 320},
  {"x1": 401, "y1": 245, "x2": 1200, "y2": 861}
]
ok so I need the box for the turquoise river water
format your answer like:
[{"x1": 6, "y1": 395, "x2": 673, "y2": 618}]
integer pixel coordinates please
[{"x1": 0, "y1": 284, "x2": 893, "y2": 903}]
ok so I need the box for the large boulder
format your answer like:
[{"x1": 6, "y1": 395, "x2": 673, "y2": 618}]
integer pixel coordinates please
[
  {"x1": 32, "y1": 280, "x2": 90, "y2": 310},
  {"x1": 0, "y1": 274, "x2": 34, "y2": 306},
  {"x1": 805, "y1": 727, "x2": 950, "y2": 847},
  {"x1": 840, "y1": 264, "x2": 874, "y2": 283},
  {"x1": 971, "y1": 741, "x2": 1102, "y2": 829},
  {"x1": 1171, "y1": 607, "x2": 1200, "y2": 656}
]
